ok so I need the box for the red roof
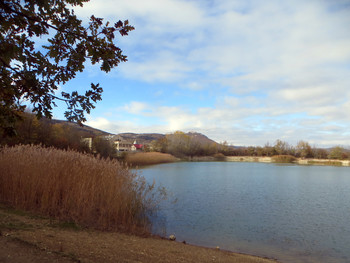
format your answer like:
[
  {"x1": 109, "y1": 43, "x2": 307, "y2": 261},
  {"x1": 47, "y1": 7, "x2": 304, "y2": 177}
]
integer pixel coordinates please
[{"x1": 133, "y1": 144, "x2": 143, "y2": 149}]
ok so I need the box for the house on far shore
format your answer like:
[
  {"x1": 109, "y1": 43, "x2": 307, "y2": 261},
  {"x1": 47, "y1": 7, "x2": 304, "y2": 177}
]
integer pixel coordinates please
[{"x1": 114, "y1": 139, "x2": 143, "y2": 152}]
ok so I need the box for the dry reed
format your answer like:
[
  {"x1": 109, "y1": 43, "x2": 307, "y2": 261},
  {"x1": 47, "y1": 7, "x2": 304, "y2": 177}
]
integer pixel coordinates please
[
  {"x1": 272, "y1": 155, "x2": 297, "y2": 163},
  {"x1": 125, "y1": 152, "x2": 177, "y2": 166},
  {"x1": 0, "y1": 145, "x2": 165, "y2": 232}
]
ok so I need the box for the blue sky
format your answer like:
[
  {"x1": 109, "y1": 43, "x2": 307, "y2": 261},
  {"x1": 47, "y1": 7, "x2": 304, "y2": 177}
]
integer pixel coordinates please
[{"x1": 54, "y1": 0, "x2": 350, "y2": 147}]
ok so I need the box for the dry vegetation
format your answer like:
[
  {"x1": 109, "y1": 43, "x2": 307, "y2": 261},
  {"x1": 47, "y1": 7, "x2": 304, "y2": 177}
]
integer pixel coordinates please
[
  {"x1": 0, "y1": 145, "x2": 165, "y2": 233},
  {"x1": 271, "y1": 155, "x2": 297, "y2": 163},
  {"x1": 125, "y1": 152, "x2": 177, "y2": 166}
]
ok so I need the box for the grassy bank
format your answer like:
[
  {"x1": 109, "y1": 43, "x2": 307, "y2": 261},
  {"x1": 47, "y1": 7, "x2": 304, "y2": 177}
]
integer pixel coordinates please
[
  {"x1": 125, "y1": 152, "x2": 178, "y2": 166},
  {"x1": 0, "y1": 145, "x2": 165, "y2": 233}
]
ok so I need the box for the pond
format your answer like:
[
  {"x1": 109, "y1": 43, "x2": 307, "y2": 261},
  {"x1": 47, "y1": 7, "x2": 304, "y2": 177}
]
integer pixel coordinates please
[{"x1": 139, "y1": 162, "x2": 350, "y2": 263}]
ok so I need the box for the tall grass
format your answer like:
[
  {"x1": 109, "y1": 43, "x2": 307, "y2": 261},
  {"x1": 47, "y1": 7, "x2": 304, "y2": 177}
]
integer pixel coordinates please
[
  {"x1": 0, "y1": 145, "x2": 165, "y2": 233},
  {"x1": 307, "y1": 160, "x2": 343, "y2": 166},
  {"x1": 272, "y1": 155, "x2": 297, "y2": 163},
  {"x1": 125, "y1": 152, "x2": 177, "y2": 166}
]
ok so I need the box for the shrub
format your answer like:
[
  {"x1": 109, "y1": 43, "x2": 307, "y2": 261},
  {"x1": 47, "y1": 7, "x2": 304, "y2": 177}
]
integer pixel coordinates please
[
  {"x1": 0, "y1": 145, "x2": 165, "y2": 233},
  {"x1": 213, "y1": 153, "x2": 226, "y2": 161},
  {"x1": 125, "y1": 152, "x2": 177, "y2": 166},
  {"x1": 272, "y1": 155, "x2": 297, "y2": 163}
]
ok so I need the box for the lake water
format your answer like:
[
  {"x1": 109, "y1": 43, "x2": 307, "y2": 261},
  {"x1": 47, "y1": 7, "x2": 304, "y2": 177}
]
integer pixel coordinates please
[{"x1": 138, "y1": 162, "x2": 350, "y2": 263}]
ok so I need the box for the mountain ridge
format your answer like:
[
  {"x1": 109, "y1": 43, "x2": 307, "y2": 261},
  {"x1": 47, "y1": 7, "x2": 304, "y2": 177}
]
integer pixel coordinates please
[{"x1": 51, "y1": 119, "x2": 220, "y2": 146}]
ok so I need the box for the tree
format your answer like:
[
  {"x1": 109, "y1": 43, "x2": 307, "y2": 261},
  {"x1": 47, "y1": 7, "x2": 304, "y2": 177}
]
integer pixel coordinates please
[
  {"x1": 296, "y1": 140, "x2": 313, "y2": 158},
  {"x1": 328, "y1": 146, "x2": 348, "y2": 160},
  {"x1": 166, "y1": 131, "x2": 191, "y2": 157},
  {"x1": 93, "y1": 137, "x2": 115, "y2": 158},
  {"x1": 312, "y1": 147, "x2": 328, "y2": 159},
  {"x1": 262, "y1": 142, "x2": 276, "y2": 157},
  {"x1": 0, "y1": 0, "x2": 134, "y2": 136},
  {"x1": 274, "y1": 139, "x2": 291, "y2": 155}
]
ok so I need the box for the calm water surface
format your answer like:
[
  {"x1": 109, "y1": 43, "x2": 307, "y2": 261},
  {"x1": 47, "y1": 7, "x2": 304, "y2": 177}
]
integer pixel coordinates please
[{"x1": 139, "y1": 162, "x2": 350, "y2": 263}]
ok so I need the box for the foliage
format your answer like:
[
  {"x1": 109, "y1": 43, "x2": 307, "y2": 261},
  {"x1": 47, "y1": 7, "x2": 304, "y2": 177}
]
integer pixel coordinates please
[
  {"x1": 92, "y1": 136, "x2": 115, "y2": 158},
  {"x1": 0, "y1": 145, "x2": 166, "y2": 232},
  {"x1": 213, "y1": 152, "x2": 226, "y2": 161},
  {"x1": 0, "y1": 112, "x2": 122, "y2": 158},
  {"x1": 151, "y1": 131, "x2": 219, "y2": 158},
  {"x1": 213, "y1": 139, "x2": 348, "y2": 161},
  {"x1": 295, "y1": 140, "x2": 313, "y2": 158},
  {"x1": 0, "y1": 0, "x2": 134, "y2": 136},
  {"x1": 1, "y1": 112, "x2": 90, "y2": 151},
  {"x1": 328, "y1": 146, "x2": 349, "y2": 160},
  {"x1": 274, "y1": 139, "x2": 292, "y2": 155}
]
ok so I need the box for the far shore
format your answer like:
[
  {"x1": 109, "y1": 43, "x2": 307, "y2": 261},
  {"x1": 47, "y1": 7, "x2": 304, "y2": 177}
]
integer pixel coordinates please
[
  {"x1": 188, "y1": 155, "x2": 350, "y2": 166},
  {"x1": 126, "y1": 152, "x2": 350, "y2": 167}
]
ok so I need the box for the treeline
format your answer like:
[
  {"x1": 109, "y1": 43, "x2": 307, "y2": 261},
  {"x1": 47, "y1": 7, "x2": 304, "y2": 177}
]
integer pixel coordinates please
[
  {"x1": 222, "y1": 139, "x2": 350, "y2": 160},
  {"x1": 0, "y1": 112, "x2": 115, "y2": 158},
  {"x1": 151, "y1": 133, "x2": 349, "y2": 160},
  {"x1": 3, "y1": 117, "x2": 349, "y2": 161}
]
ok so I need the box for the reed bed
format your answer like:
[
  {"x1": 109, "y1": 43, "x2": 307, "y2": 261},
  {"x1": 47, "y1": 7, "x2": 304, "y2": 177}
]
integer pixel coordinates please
[
  {"x1": 306, "y1": 160, "x2": 343, "y2": 166},
  {"x1": 0, "y1": 145, "x2": 165, "y2": 233},
  {"x1": 125, "y1": 152, "x2": 177, "y2": 166},
  {"x1": 271, "y1": 155, "x2": 297, "y2": 163}
]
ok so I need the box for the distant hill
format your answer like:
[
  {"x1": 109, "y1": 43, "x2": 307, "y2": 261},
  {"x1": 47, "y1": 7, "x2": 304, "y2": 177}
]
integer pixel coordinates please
[
  {"x1": 47, "y1": 119, "x2": 111, "y2": 137},
  {"x1": 115, "y1": 132, "x2": 220, "y2": 146},
  {"x1": 185, "y1": 132, "x2": 218, "y2": 145},
  {"x1": 115, "y1": 133, "x2": 165, "y2": 144},
  {"x1": 47, "y1": 118, "x2": 221, "y2": 146}
]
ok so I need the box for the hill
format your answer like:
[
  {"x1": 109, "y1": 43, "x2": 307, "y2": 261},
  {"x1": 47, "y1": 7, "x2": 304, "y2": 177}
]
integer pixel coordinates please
[
  {"x1": 116, "y1": 132, "x2": 165, "y2": 144},
  {"x1": 23, "y1": 115, "x2": 222, "y2": 148},
  {"x1": 185, "y1": 132, "x2": 218, "y2": 145},
  {"x1": 115, "y1": 132, "x2": 220, "y2": 147},
  {"x1": 48, "y1": 119, "x2": 111, "y2": 137}
]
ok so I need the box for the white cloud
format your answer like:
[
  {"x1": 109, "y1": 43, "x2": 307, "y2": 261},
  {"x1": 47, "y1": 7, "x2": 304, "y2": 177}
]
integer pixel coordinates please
[
  {"x1": 118, "y1": 51, "x2": 191, "y2": 83},
  {"x1": 86, "y1": 117, "x2": 119, "y2": 133},
  {"x1": 74, "y1": 0, "x2": 350, "y2": 147},
  {"x1": 122, "y1": 101, "x2": 149, "y2": 115}
]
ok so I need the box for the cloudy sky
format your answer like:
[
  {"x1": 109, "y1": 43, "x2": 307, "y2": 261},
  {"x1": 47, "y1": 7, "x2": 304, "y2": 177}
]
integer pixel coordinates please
[{"x1": 55, "y1": 0, "x2": 350, "y2": 147}]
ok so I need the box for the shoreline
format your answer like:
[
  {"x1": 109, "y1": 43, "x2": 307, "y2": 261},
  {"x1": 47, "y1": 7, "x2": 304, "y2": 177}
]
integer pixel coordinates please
[
  {"x1": 189, "y1": 156, "x2": 350, "y2": 166},
  {"x1": 0, "y1": 205, "x2": 279, "y2": 263}
]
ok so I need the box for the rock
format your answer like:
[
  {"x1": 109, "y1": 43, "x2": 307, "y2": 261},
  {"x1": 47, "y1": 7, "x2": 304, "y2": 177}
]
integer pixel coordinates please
[{"x1": 169, "y1": 234, "x2": 176, "y2": 241}]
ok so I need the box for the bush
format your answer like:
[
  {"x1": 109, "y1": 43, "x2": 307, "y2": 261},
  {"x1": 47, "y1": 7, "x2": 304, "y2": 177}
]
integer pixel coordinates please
[
  {"x1": 125, "y1": 152, "x2": 177, "y2": 166},
  {"x1": 213, "y1": 153, "x2": 226, "y2": 161},
  {"x1": 0, "y1": 145, "x2": 165, "y2": 233},
  {"x1": 272, "y1": 155, "x2": 297, "y2": 163}
]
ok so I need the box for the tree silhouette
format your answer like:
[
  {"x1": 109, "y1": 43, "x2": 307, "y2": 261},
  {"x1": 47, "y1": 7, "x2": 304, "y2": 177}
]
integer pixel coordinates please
[{"x1": 0, "y1": 0, "x2": 134, "y2": 136}]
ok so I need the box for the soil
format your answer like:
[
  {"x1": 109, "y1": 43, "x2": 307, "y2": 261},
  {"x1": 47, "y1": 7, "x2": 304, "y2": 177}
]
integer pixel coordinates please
[{"x1": 0, "y1": 206, "x2": 279, "y2": 263}]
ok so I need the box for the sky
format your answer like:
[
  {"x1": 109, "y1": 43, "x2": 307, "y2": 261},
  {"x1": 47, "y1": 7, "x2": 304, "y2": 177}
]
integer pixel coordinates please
[{"x1": 54, "y1": 0, "x2": 350, "y2": 147}]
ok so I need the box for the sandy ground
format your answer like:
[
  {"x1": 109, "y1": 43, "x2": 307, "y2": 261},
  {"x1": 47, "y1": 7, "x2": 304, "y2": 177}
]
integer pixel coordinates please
[{"x1": 0, "y1": 206, "x2": 278, "y2": 263}]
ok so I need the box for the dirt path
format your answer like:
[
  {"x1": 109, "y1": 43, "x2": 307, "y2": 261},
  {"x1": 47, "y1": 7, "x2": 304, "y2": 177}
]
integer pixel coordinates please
[{"x1": 0, "y1": 206, "x2": 278, "y2": 263}]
